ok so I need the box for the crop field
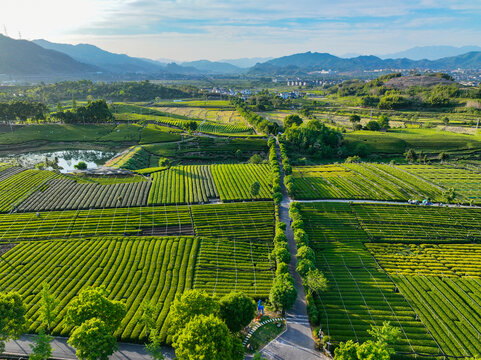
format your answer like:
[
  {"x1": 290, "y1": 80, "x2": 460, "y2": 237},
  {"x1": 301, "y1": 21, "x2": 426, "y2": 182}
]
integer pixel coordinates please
[
  {"x1": 291, "y1": 164, "x2": 442, "y2": 201},
  {"x1": 344, "y1": 128, "x2": 481, "y2": 155},
  {"x1": 193, "y1": 202, "x2": 275, "y2": 298},
  {"x1": 400, "y1": 164, "x2": 481, "y2": 204},
  {"x1": 0, "y1": 169, "x2": 64, "y2": 212},
  {"x1": 191, "y1": 202, "x2": 274, "y2": 241},
  {"x1": 0, "y1": 201, "x2": 275, "y2": 344},
  {"x1": 17, "y1": 178, "x2": 152, "y2": 211},
  {"x1": 194, "y1": 237, "x2": 274, "y2": 298},
  {"x1": 148, "y1": 165, "x2": 218, "y2": 204},
  {"x1": 143, "y1": 137, "x2": 268, "y2": 162},
  {"x1": 353, "y1": 204, "x2": 481, "y2": 243},
  {"x1": 211, "y1": 164, "x2": 272, "y2": 201},
  {"x1": 0, "y1": 237, "x2": 198, "y2": 343},
  {"x1": 159, "y1": 107, "x2": 250, "y2": 127},
  {"x1": 393, "y1": 275, "x2": 481, "y2": 357},
  {"x1": 147, "y1": 164, "x2": 271, "y2": 204},
  {"x1": 299, "y1": 201, "x2": 481, "y2": 357},
  {"x1": 0, "y1": 206, "x2": 193, "y2": 241}
]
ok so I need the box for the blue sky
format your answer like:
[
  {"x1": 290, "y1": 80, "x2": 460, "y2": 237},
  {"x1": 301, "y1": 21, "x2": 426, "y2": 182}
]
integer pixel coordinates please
[{"x1": 2, "y1": 0, "x2": 481, "y2": 61}]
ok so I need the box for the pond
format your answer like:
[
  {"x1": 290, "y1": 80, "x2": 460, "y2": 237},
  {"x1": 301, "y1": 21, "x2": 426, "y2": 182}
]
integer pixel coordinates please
[{"x1": 0, "y1": 149, "x2": 118, "y2": 173}]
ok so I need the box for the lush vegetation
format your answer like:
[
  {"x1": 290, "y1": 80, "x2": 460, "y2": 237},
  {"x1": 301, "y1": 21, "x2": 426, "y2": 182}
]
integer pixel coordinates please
[{"x1": 0, "y1": 237, "x2": 198, "y2": 343}]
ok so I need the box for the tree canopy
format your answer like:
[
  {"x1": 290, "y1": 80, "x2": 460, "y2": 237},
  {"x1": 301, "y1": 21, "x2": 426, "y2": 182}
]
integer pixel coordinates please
[
  {"x1": 218, "y1": 292, "x2": 256, "y2": 333},
  {"x1": 66, "y1": 286, "x2": 126, "y2": 331},
  {"x1": 0, "y1": 292, "x2": 27, "y2": 354}
]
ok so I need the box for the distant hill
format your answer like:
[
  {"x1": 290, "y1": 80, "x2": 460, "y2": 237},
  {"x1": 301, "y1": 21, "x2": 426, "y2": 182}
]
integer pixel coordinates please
[
  {"x1": 33, "y1": 39, "x2": 166, "y2": 74},
  {"x1": 181, "y1": 60, "x2": 244, "y2": 74},
  {"x1": 0, "y1": 35, "x2": 97, "y2": 75},
  {"x1": 380, "y1": 45, "x2": 481, "y2": 60},
  {"x1": 249, "y1": 51, "x2": 481, "y2": 75},
  {"x1": 219, "y1": 57, "x2": 273, "y2": 68}
]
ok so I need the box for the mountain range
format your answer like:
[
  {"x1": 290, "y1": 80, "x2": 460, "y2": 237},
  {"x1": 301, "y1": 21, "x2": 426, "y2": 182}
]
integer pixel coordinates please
[
  {"x1": 1, "y1": 36, "x2": 481, "y2": 79},
  {"x1": 249, "y1": 51, "x2": 481, "y2": 75}
]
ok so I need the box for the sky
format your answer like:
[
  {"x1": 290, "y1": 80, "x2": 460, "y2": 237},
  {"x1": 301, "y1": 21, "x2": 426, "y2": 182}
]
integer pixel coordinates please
[{"x1": 1, "y1": 0, "x2": 481, "y2": 61}]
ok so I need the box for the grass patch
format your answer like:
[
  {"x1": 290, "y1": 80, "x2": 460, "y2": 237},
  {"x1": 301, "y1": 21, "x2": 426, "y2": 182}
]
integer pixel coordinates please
[{"x1": 245, "y1": 318, "x2": 285, "y2": 353}]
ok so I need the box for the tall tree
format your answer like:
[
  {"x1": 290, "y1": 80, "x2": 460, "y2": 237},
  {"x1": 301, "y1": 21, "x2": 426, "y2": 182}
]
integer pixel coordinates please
[
  {"x1": 39, "y1": 282, "x2": 58, "y2": 333},
  {"x1": 0, "y1": 292, "x2": 26, "y2": 354},
  {"x1": 173, "y1": 314, "x2": 242, "y2": 360},
  {"x1": 168, "y1": 290, "x2": 219, "y2": 344},
  {"x1": 66, "y1": 286, "x2": 126, "y2": 331},
  {"x1": 68, "y1": 318, "x2": 117, "y2": 360},
  {"x1": 218, "y1": 292, "x2": 256, "y2": 333}
]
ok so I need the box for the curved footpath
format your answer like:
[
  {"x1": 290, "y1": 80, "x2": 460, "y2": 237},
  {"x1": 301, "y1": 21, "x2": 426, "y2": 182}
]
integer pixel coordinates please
[{"x1": 259, "y1": 140, "x2": 326, "y2": 360}]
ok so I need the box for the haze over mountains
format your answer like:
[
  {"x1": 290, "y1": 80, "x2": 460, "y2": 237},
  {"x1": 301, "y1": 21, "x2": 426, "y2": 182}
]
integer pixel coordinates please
[{"x1": 1, "y1": 35, "x2": 481, "y2": 80}]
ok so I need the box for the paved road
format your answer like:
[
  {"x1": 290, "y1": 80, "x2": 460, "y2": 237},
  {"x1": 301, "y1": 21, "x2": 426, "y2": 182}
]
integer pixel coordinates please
[
  {"x1": 259, "y1": 140, "x2": 326, "y2": 360},
  {"x1": 5, "y1": 335, "x2": 175, "y2": 360}
]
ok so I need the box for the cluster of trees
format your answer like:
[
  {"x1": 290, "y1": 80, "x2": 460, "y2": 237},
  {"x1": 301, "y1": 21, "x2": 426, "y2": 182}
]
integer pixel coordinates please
[
  {"x1": 244, "y1": 90, "x2": 292, "y2": 111},
  {"x1": 349, "y1": 114, "x2": 389, "y2": 132},
  {"x1": 268, "y1": 137, "x2": 283, "y2": 204},
  {"x1": 288, "y1": 203, "x2": 328, "y2": 326},
  {"x1": 168, "y1": 290, "x2": 256, "y2": 360},
  {"x1": 268, "y1": 221, "x2": 297, "y2": 314},
  {"x1": 1, "y1": 80, "x2": 199, "y2": 103},
  {"x1": 52, "y1": 100, "x2": 113, "y2": 124},
  {"x1": 233, "y1": 99, "x2": 280, "y2": 135},
  {"x1": 331, "y1": 73, "x2": 481, "y2": 111},
  {"x1": 282, "y1": 119, "x2": 342, "y2": 158},
  {"x1": 0, "y1": 101, "x2": 47, "y2": 122},
  {"x1": 0, "y1": 284, "x2": 126, "y2": 360},
  {"x1": 0, "y1": 286, "x2": 259, "y2": 360},
  {"x1": 334, "y1": 321, "x2": 401, "y2": 360}
]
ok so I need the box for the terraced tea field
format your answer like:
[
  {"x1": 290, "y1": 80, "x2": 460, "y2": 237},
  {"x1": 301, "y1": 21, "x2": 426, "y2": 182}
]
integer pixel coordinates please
[
  {"x1": 18, "y1": 178, "x2": 152, "y2": 211},
  {"x1": 291, "y1": 163, "x2": 442, "y2": 201},
  {"x1": 0, "y1": 201, "x2": 275, "y2": 344},
  {"x1": 0, "y1": 237, "x2": 198, "y2": 343},
  {"x1": 299, "y1": 201, "x2": 481, "y2": 357},
  {"x1": 400, "y1": 164, "x2": 481, "y2": 204},
  {"x1": 148, "y1": 164, "x2": 272, "y2": 204}
]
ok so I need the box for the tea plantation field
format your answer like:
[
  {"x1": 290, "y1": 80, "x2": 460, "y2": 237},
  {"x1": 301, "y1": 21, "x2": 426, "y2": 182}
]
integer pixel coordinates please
[{"x1": 299, "y1": 201, "x2": 481, "y2": 358}]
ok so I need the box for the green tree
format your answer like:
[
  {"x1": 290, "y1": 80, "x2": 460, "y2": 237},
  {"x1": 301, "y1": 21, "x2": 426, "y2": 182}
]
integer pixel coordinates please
[
  {"x1": 218, "y1": 292, "x2": 256, "y2": 333},
  {"x1": 284, "y1": 114, "x2": 303, "y2": 128},
  {"x1": 29, "y1": 331, "x2": 53, "y2": 360},
  {"x1": 0, "y1": 292, "x2": 26, "y2": 354},
  {"x1": 443, "y1": 116, "x2": 450, "y2": 126},
  {"x1": 365, "y1": 120, "x2": 381, "y2": 131},
  {"x1": 173, "y1": 314, "x2": 241, "y2": 360},
  {"x1": 438, "y1": 152, "x2": 449, "y2": 163},
  {"x1": 404, "y1": 149, "x2": 417, "y2": 163},
  {"x1": 269, "y1": 273, "x2": 297, "y2": 314},
  {"x1": 68, "y1": 318, "x2": 117, "y2": 360},
  {"x1": 334, "y1": 322, "x2": 401, "y2": 360},
  {"x1": 248, "y1": 154, "x2": 263, "y2": 164},
  {"x1": 250, "y1": 181, "x2": 261, "y2": 197},
  {"x1": 182, "y1": 120, "x2": 198, "y2": 132},
  {"x1": 378, "y1": 114, "x2": 390, "y2": 129},
  {"x1": 442, "y1": 187, "x2": 456, "y2": 202},
  {"x1": 66, "y1": 286, "x2": 126, "y2": 332},
  {"x1": 74, "y1": 161, "x2": 87, "y2": 170},
  {"x1": 39, "y1": 282, "x2": 58, "y2": 333},
  {"x1": 168, "y1": 290, "x2": 219, "y2": 344},
  {"x1": 303, "y1": 268, "x2": 328, "y2": 294}
]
